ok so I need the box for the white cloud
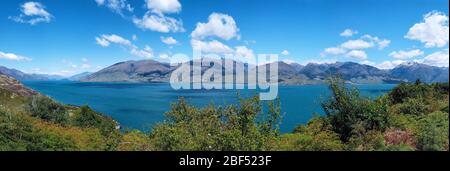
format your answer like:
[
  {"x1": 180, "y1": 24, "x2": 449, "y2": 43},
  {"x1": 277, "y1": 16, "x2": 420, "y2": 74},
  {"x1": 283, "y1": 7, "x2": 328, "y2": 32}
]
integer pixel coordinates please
[
  {"x1": 130, "y1": 45, "x2": 154, "y2": 59},
  {"x1": 346, "y1": 50, "x2": 367, "y2": 60},
  {"x1": 340, "y1": 29, "x2": 358, "y2": 37},
  {"x1": 377, "y1": 39, "x2": 391, "y2": 50},
  {"x1": 191, "y1": 13, "x2": 240, "y2": 41},
  {"x1": 9, "y1": 2, "x2": 53, "y2": 25},
  {"x1": 81, "y1": 58, "x2": 89, "y2": 62},
  {"x1": 161, "y1": 36, "x2": 178, "y2": 45},
  {"x1": 405, "y1": 11, "x2": 449, "y2": 48},
  {"x1": 95, "y1": 0, "x2": 133, "y2": 15},
  {"x1": 159, "y1": 53, "x2": 170, "y2": 59},
  {"x1": 281, "y1": 50, "x2": 289, "y2": 56},
  {"x1": 340, "y1": 39, "x2": 374, "y2": 49},
  {"x1": 235, "y1": 46, "x2": 255, "y2": 59},
  {"x1": 146, "y1": 0, "x2": 181, "y2": 14},
  {"x1": 389, "y1": 49, "x2": 424, "y2": 59},
  {"x1": 282, "y1": 59, "x2": 299, "y2": 64},
  {"x1": 95, "y1": 37, "x2": 110, "y2": 47},
  {"x1": 95, "y1": 34, "x2": 154, "y2": 59},
  {"x1": 0, "y1": 51, "x2": 32, "y2": 61},
  {"x1": 132, "y1": 35, "x2": 138, "y2": 41},
  {"x1": 133, "y1": 13, "x2": 184, "y2": 33},
  {"x1": 81, "y1": 64, "x2": 92, "y2": 69},
  {"x1": 360, "y1": 60, "x2": 375, "y2": 66},
  {"x1": 422, "y1": 49, "x2": 449, "y2": 67},
  {"x1": 361, "y1": 34, "x2": 391, "y2": 50},
  {"x1": 322, "y1": 47, "x2": 347, "y2": 55},
  {"x1": 95, "y1": 34, "x2": 132, "y2": 47},
  {"x1": 299, "y1": 59, "x2": 337, "y2": 65},
  {"x1": 376, "y1": 60, "x2": 406, "y2": 69},
  {"x1": 191, "y1": 39, "x2": 234, "y2": 54}
]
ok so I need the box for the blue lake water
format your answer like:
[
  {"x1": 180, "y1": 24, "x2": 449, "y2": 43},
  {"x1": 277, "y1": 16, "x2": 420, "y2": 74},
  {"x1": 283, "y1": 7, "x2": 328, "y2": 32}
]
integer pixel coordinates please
[{"x1": 23, "y1": 81, "x2": 396, "y2": 133}]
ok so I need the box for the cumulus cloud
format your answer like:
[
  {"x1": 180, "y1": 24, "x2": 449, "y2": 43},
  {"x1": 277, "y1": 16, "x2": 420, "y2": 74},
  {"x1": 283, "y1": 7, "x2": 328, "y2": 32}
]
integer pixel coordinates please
[
  {"x1": 235, "y1": 46, "x2": 255, "y2": 59},
  {"x1": 282, "y1": 59, "x2": 299, "y2": 64},
  {"x1": 422, "y1": 49, "x2": 449, "y2": 67},
  {"x1": 322, "y1": 33, "x2": 391, "y2": 59},
  {"x1": 376, "y1": 60, "x2": 406, "y2": 69},
  {"x1": 191, "y1": 39, "x2": 234, "y2": 54},
  {"x1": 281, "y1": 50, "x2": 289, "y2": 56},
  {"x1": 146, "y1": 0, "x2": 181, "y2": 14},
  {"x1": 340, "y1": 29, "x2": 358, "y2": 37},
  {"x1": 95, "y1": 34, "x2": 154, "y2": 58},
  {"x1": 346, "y1": 50, "x2": 367, "y2": 60},
  {"x1": 0, "y1": 51, "x2": 32, "y2": 61},
  {"x1": 161, "y1": 36, "x2": 178, "y2": 45},
  {"x1": 95, "y1": 0, "x2": 133, "y2": 15},
  {"x1": 360, "y1": 60, "x2": 375, "y2": 66},
  {"x1": 389, "y1": 49, "x2": 424, "y2": 59},
  {"x1": 340, "y1": 39, "x2": 374, "y2": 49},
  {"x1": 361, "y1": 34, "x2": 391, "y2": 50},
  {"x1": 405, "y1": 11, "x2": 449, "y2": 48},
  {"x1": 191, "y1": 13, "x2": 240, "y2": 41},
  {"x1": 322, "y1": 47, "x2": 347, "y2": 56},
  {"x1": 159, "y1": 53, "x2": 170, "y2": 59},
  {"x1": 133, "y1": 13, "x2": 184, "y2": 33},
  {"x1": 9, "y1": 2, "x2": 53, "y2": 25},
  {"x1": 130, "y1": 45, "x2": 154, "y2": 59},
  {"x1": 95, "y1": 34, "x2": 132, "y2": 47}
]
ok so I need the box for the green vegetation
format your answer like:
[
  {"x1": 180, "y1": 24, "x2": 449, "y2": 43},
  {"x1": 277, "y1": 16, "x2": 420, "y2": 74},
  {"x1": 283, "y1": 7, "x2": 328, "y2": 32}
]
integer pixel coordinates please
[{"x1": 1, "y1": 76, "x2": 448, "y2": 151}]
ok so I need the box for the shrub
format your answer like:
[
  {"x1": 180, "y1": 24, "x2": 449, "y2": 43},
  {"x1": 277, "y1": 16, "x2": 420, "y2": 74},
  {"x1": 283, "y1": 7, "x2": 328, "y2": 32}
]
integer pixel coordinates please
[
  {"x1": 28, "y1": 95, "x2": 68, "y2": 125},
  {"x1": 322, "y1": 77, "x2": 390, "y2": 142},
  {"x1": 417, "y1": 111, "x2": 449, "y2": 151},
  {"x1": 149, "y1": 96, "x2": 281, "y2": 151}
]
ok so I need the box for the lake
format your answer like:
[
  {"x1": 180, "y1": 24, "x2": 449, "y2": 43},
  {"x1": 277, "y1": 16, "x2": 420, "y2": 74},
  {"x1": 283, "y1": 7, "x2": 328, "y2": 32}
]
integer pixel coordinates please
[{"x1": 23, "y1": 81, "x2": 396, "y2": 133}]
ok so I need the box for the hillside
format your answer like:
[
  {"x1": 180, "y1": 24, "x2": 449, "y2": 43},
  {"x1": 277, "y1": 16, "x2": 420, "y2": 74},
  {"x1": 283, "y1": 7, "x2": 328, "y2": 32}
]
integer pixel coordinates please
[
  {"x1": 1, "y1": 73, "x2": 121, "y2": 151},
  {"x1": 81, "y1": 60, "x2": 175, "y2": 82},
  {"x1": 0, "y1": 66, "x2": 65, "y2": 81}
]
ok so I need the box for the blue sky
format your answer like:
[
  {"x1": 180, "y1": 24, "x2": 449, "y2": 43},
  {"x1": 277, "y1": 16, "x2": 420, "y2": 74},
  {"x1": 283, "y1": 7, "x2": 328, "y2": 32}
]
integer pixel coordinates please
[{"x1": 0, "y1": 0, "x2": 448, "y2": 76}]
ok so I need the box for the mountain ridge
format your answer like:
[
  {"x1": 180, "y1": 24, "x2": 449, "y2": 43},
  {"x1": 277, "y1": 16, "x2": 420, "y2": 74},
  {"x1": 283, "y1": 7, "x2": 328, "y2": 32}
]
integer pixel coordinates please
[{"x1": 80, "y1": 59, "x2": 449, "y2": 84}]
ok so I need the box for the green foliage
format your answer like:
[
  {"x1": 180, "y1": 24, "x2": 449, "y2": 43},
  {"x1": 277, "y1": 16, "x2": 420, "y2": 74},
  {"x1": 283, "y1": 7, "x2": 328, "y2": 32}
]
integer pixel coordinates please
[
  {"x1": 384, "y1": 144, "x2": 416, "y2": 151},
  {"x1": 388, "y1": 82, "x2": 431, "y2": 104},
  {"x1": 278, "y1": 117, "x2": 344, "y2": 151},
  {"x1": 1, "y1": 75, "x2": 448, "y2": 151},
  {"x1": 0, "y1": 108, "x2": 78, "y2": 151},
  {"x1": 322, "y1": 77, "x2": 390, "y2": 142},
  {"x1": 396, "y1": 98, "x2": 429, "y2": 116},
  {"x1": 388, "y1": 114, "x2": 418, "y2": 131},
  {"x1": 72, "y1": 106, "x2": 117, "y2": 134},
  {"x1": 1, "y1": 91, "x2": 120, "y2": 151},
  {"x1": 150, "y1": 96, "x2": 281, "y2": 151},
  {"x1": 28, "y1": 95, "x2": 68, "y2": 125},
  {"x1": 118, "y1": 130, "x2": 153, "y2": 151},
  {"x1": 416, "y1": 111, "x2": 449, "y2": 151}
]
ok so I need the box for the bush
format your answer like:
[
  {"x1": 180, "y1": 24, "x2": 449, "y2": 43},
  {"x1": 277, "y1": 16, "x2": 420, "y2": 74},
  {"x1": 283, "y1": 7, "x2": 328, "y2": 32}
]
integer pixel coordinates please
[
  {"x1": 28, "y1": 95, "x2": 68, "y2": 125},
  {"x1": 149, "y1": 96, "x2": 281, "y2": 151},
  {"x1": 276, "y1": 132, "x2": 344, "y2": 151},
  {"x1": 417, "y1": 111, "x2": 449, "y2": 151},
  {"x1": 397, "y1": 98, "x2": 429, "y2": 116},
  {"x1": 388, "y1": 82, "x2": 431, "y2": 104},
  {"x1": 72, "y1": 106, "x2": 116, "y2": 134},
  {"x1": 322, "y1": 77, "x2": 390, "y2": 142}
]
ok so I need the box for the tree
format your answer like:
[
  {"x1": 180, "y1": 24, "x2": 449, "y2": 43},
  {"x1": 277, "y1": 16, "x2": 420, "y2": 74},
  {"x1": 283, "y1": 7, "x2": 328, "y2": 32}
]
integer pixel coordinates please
[{"x1": 322, "y1": 77, "x2": 390, "y2": 142}]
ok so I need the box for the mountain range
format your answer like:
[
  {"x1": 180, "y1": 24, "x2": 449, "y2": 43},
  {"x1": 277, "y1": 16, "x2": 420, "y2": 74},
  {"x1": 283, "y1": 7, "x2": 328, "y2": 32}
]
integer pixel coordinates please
[
  {"x1": 1, "y1": 59, "x2": 448, "y2": 84},
  {"x1": 81, "y1": 59, "x2": 449, "y2": 84}
]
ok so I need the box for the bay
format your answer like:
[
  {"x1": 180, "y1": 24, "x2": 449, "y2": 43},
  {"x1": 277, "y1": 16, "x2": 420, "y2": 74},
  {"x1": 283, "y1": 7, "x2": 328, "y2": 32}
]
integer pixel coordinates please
[{"x1": 23, "y1": 81, "x2": 396, "y2": 133}]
